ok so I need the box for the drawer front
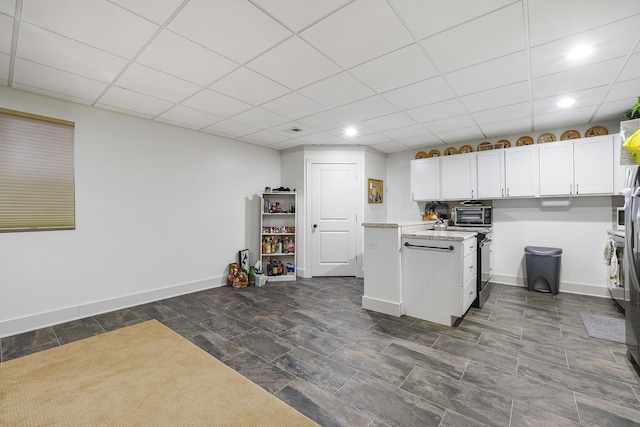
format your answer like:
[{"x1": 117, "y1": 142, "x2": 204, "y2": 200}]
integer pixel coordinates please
[
  {"x1": 463, "y1": 252, "x2": 477, "y2": 285},
  {"x1": 463, "y1": 239, "x2": 477, "y2": 258},
  {"x1": 462, "y1": 278, "x2": 477, "y2": 313}
]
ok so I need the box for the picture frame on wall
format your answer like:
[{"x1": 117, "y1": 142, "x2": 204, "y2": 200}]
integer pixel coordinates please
[
  {"x1": 238, "y1": 249, "x2": 250, "y2": 271},
  {"x1": 368, "y1": 179, "x2": 383, "y2": 204}
]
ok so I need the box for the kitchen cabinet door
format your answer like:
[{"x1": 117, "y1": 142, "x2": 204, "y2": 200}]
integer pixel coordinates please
[
  {"x1": 441, "y1": 152, "x2": 477, "y2": 200},
  {"x1": 539, "y1": 140, "x2": 573, "y2": 196},
  {"x1": 504, "y1": 145, "x2": 539, "y2": 197},
  {"x1": 410, "y1": 158, "x2": 440, "y2": 201},
  {"x1": 574, "y1": 135, "x2": 614, "y2": 195},
  {"x1": 477, "y1": 150, "x2": 505, "y2": 198}
]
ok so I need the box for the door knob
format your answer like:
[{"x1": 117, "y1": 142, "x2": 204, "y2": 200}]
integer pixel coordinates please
[{"x1": 313, "y1": 224, "x2": 318, "y2": 228}]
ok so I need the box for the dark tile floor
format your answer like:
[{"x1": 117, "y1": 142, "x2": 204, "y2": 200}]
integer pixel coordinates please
[{"x1": 2, "y1": 278, "x2": 640, "y2": 426}]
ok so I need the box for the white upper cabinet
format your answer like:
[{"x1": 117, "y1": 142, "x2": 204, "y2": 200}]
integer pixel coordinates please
[
  {"x1": 410, "y1": 157, "x2": 440, "y2": 201},
  {"x1": 477, "y1": 150, "x2": 505, "y2": 199},
  {"x1": 441, "y1": 152, "x2": 477, "y2": 200},
  {"x1": 504, "y1": 145, "x2": 539, "y2": 198},
  {"x1": 539, "y1": 135, "x2": 613, "y2": 196}
]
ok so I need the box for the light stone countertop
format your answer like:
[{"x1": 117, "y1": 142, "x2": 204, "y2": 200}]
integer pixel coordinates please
[{"x1": 402, "y1": 229, "x2": 477, "y2": 242}]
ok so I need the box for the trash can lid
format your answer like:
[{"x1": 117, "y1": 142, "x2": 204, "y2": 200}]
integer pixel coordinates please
[{"x1": 524, "y1": 246, "x2": 562, "y2": 256}]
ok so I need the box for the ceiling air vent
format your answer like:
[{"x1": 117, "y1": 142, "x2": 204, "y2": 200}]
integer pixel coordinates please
[{"x1": 282, "y1": 126, "x2": 303, "y2": 134}]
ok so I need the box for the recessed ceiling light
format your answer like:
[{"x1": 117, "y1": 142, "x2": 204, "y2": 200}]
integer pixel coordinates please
[
  {"x1": 345, "y1": 127, "x2": 357, "y2": 137},
  {"x1": 558, "y1": 98, "x2": 575, "y2": 108},
  {"x1": 567, "y1": 45, "x2": 593, "y2": 60}
]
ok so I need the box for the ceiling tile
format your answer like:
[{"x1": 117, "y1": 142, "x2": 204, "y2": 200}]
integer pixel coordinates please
[
  {"x1": 94, "y1": 103, "x2": 154, "y2": 120},
  {"x1": 299, "y1": 72, "x2": 375, "y2": 108},
  {"x1": 209, "y1": 67, "x2": 290, "y2": 106},
  {"x1": 369, "y1": 141, "x2": 411, "y2": 154},
  {"x1": 203, "y1": 119, "x2": 260, "y2": 138},
  {"x1": 116, "y1": 63, "x2": 201, "y2": 103},
  {"x1": 156, "y1": 105, "x2": 223, "y2": 129},
  {"x1": 0, "y1": 0, "x2": 15, "y2": 15},
  {"x1": 382, "y1": 77, "x2": 454, "y2": 110},
  {"x1": 0, "y1": 14, "x2": 12, "y2": 54},
  {"x1": 533, "y1": 105, "x2": 598, "y2": 131},
  {"x1": 11, "y1": 82, "x2": 92, "y2": 105},
  {"x1": 238, "y1": 130, "x2": 290, "y2": 145},
  {"x1": 333, "y1": 95, "x2": 398, "y2": 123},
  {"x1": 532, "y1": 57, "x2": 625, "y2": 99},
  {"x1": 230, "y1": 107, "x2": 289, "y2": 128},
  {"x1": 594, "y1": 99, "x2": 636, "y2": 122},
  {"x1": 533, "y1": 86, "x2": 608, "y2": 115},
  {"x1": 21, "y1": 0, "x2": 158, "y2": 58},
  {"x1": 349, "y1": 44, "x2": 438, "y2": 93},
  {"x1": 528, "y1": 0, "x2": 640, "y2": 46},
  {"x1": 382, "y1": 124, "x2": 430, "y2": 140},
  {"x1": 472, "y1": 102, "x2": 531, "y2": 125},
  {"x1": 435, "y1": 126, "x2": 484, "y2": 144},
  {"x1": 619, "y1": 52, "x2": 640, "y2": 82},
  {"x1": 424, "y1": 115, "x2": 476, "y2": 133},
  {"x1": 265, "y1": 139, "x2": 306, "y2": 150},
  {"x1": 293, "y1": 132, "x2": 342, "y2": 144},
  {"x1": 530, "y1": 15, "x2": 640, "y2": 78},
  {"x1": 390, "y1": 0, "x2": 516, "y2": 40},
  {"x1": 251, "y1": 0, "x2": 351, "y2": 32},
  {"x1": 108, "y1": 0, "x2": 184, "y2": 25},
  {"x1": 406, "y1": 99, "x2": 467, "y2": 123},
  {"x1": 98, "y1": 86, "x2": 174, "y2": 116},
  {"x1": 397, "y1": 134, "x2": 443, "y2": 149},
  {"x1": 445, "y1": 51, "x2": 529, "y2": 96},
  {"x1": 168, "y1": 0, "x2": 291, "y2": 63},
  {"x1": 460, "y1": 81, "x2": 531, "y2": 112},
  {"x1": 259, "y1": 92, "x2": 326, "y2": 120},
  {"x1": 421, "y1": 4, "x2": 525, "y2": 73},
  {"x1": 246, "y1": 36, "x2": 341, "y2": 90},
  {"x1": 182, "y1": 89, "x2": 252, "y2": 118},
  {"x1": 301, "y1": 0, "x2": 413, "y2": 68},
  {"x1": 361, "y1": 112, "x2": 416, "y2": 132},
  {"x1": 479, "y1": 117, "x2": 532, "y2": 138},
  {"x1": 296, "y1": 109, "x2": 348, "y2": 131},
  {"x1": 270, "y1": 121, "x2": 319, "y2": 137},
  {"x1": 606, "y1": 78, "x2": 640, "y2": 103},
  {"x1": 136, "y1": 30, "x2": 239, "y2": 86},
  {"x1": 12, "y1": 58, "x2": 107, "y2": 102},
  {"x1": 351, "y1": 132, "x2": 392, "y2": 145},
  {"x1": 16, "y1": 23, "x2": 128, "y2": 83}
]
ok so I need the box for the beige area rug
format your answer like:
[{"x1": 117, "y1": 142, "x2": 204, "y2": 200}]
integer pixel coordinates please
[{"x1": 0, "y1": 320, "x2": 318, "y2": 426}]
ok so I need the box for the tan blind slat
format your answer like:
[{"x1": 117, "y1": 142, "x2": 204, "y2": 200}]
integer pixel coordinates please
[{"x1": 0, "y1": 111, "x2": 75, "y2": 231}]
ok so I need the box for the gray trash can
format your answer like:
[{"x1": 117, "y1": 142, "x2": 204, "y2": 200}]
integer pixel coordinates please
[{"x1": 524, "y1": 246, "x2": 562, "y2": 295}]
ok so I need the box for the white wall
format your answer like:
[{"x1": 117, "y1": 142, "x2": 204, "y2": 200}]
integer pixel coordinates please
[{"x1": 0, "y1": 87, "x2": 280, "y2": 337}]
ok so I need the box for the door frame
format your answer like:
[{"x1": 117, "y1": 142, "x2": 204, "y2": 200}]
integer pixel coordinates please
[{"x1": 305, "y1": 157, "x2": 363, "y2": 278}]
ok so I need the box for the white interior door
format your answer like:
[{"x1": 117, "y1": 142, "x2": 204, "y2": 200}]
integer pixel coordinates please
[{"x1": 311, "y1": 163, "x2": 358, "y2": 276}]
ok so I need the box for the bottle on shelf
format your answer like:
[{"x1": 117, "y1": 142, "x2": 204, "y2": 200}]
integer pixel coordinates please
[
  {"x1": 265, "y1": 236, "x2": 271, "y2": 254},
  {"x1": 262, "y1": 237, "x2": 266, "y2": 254},
  {"x1": 276, "y1": 238, "x2": 282, "y2": 254}
]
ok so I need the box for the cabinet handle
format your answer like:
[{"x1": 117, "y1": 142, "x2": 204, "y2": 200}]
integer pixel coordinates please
[
  {"x1": 471, "y1": 189, "x2": 474, "y2": 198},
  {"x1": 507, "y1": 188, "x2": 510, "y2": 197},
  {"x1": 576, "y1": 184, "x2": 579, "y2": 194},
  {"x1": 570, "y1": 184, "x2": 572, "y2": 194},
  {"x1": 501, "y1": 188, "x2": 504, "y2": 197}
]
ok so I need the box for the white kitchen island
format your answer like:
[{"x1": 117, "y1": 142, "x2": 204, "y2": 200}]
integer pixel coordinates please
[{"x1": 362, "y1": 222, "x2": 477, "y2": 326}]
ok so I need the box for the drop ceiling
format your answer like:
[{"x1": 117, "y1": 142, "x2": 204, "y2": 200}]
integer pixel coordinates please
[{"x1": 1, "y1": 0, "x2": 639, "y2": 153}]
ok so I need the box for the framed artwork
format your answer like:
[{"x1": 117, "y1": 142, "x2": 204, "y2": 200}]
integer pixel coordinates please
[
  {"x1": 368, "y1": 179, "x2": 383, "y2": 204},
  {"x1": 238, "y1": 249, "x2": 250, "y2": 271}
]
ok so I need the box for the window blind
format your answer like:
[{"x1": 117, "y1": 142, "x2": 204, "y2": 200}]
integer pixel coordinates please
[{"x1": 0, "y1": 108, "x2": 75, "y2": 232}]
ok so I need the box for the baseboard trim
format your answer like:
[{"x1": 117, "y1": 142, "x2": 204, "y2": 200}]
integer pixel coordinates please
[
  {"x1": 362, "y1": 296, "x2": 402, "y2": 317},
  {"x1": 491, "y1": 274, "x2": 610, "y2": 298},
  {"x1": 0, "y1": 276, "x2": 225, "y2": 338}
]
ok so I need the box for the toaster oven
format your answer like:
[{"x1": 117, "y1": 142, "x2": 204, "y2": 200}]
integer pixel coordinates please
[{"x1": 452, "y1": 206, "x2": 492, "y2": 226}]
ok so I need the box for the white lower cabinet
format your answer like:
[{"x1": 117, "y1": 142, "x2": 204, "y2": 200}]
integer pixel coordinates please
[{"x1": 402, "y1": 237, "x2": 477, "y2": 326}]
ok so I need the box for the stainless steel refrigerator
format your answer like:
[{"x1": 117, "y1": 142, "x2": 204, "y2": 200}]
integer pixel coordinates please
[{"x1": 624, "y1": 119, "x2": 640, "y2": 366}]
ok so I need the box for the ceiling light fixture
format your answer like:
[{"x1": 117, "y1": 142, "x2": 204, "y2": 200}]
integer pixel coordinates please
[
  {"x1": 567, "y1": 44, "x2": 593, "y2": 60},
  {"x1": 345, "y1": 127, "x2": 357, "y2": 137},
  {"x1": 558, "y1": 98, "x2": 575, "y2": 108}
]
